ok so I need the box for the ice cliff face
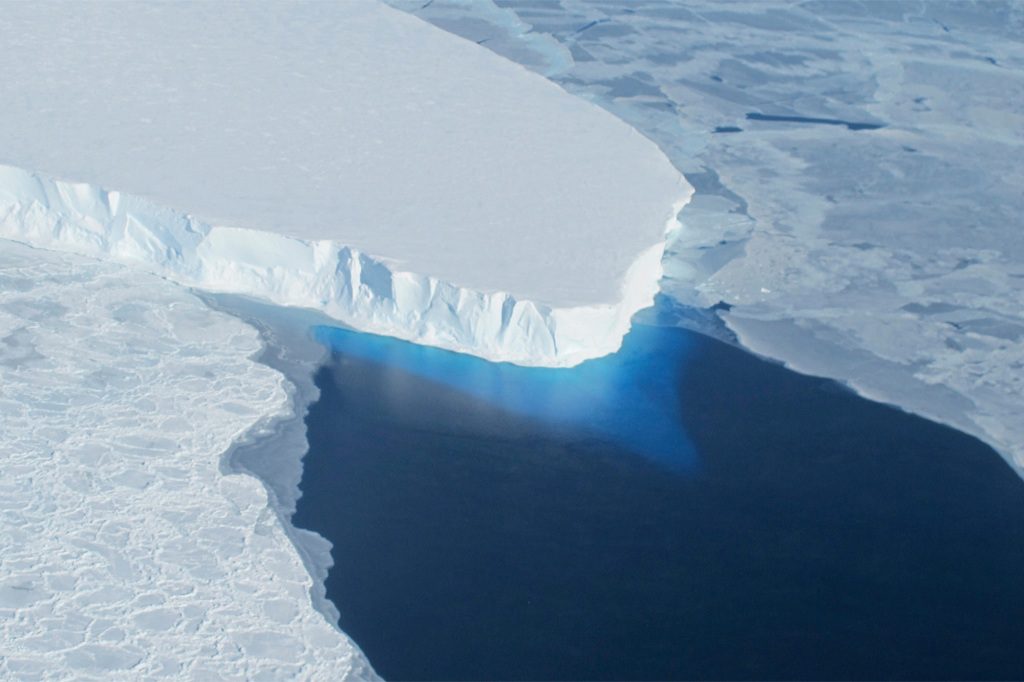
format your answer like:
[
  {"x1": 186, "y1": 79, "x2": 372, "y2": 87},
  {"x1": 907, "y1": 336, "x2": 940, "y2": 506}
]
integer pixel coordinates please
[
  {"x1": 0, "y1": 165, "x2": 685, "y2": 367},
  {"x1": 0, "y1": 0, "x2": 690, "y2": 366}
]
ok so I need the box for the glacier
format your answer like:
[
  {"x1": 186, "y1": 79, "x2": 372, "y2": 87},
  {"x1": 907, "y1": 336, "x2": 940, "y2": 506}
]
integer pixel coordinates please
[
  {"x1": 0, "y1": 0, "x2": 690, "y2": 367},
  {"x1": 3, "y1": 0, "x2": 1021, "y2": 678},
  {"x1": 0, "y1": 165, "x2": 684, "y2": 368},
  {"x1": 0, "y1": 242, "x2": 375, "y2": 680},
  {"x1": 0, "y1": 1, "x2": 692, "y2": 677}
]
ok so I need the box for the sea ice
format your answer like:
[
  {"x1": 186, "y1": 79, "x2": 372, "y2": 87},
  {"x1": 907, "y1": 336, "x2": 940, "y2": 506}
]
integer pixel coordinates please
[
  {"x1": 0, "y1": 241, "x2": 375, "y2": 680},
  {"x1": 395, "y1": 0, "x2": 1024, "y2": 475}
]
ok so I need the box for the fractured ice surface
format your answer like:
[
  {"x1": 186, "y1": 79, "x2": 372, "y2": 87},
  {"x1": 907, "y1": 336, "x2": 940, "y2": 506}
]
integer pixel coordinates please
[
  {"x1": 392, "y1": 0, "x2": 1024, "y2": 474},
  {"x1": 0, "y1": 242, "x2": 374, "y2": 679},
  {"x1": 0, "y1": 0, "x2": 689, "y2": 367}
]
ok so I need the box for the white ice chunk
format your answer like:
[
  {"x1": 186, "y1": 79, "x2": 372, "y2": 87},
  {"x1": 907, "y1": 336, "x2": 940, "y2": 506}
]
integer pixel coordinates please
[{"x1": 0, "y1": 0, "x2": 690, "y2": 366}]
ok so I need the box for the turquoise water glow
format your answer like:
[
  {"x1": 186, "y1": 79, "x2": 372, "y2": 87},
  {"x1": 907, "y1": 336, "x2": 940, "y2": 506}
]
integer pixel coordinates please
[
  {"x1": 313, "y1": 320, "x2": 698, "y2": 472},
  {"x1": 298, "y1": 309, "x2": 1024, "y2": 680}
]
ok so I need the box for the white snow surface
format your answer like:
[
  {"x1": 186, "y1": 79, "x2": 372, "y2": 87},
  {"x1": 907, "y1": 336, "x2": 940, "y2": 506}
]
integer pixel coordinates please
[
  {"x1": 0, "y1": 241, "x2": 374, "y2": 680},
  {"x1": 0, "y1": 0, "x2": 689, "y2": 367}
]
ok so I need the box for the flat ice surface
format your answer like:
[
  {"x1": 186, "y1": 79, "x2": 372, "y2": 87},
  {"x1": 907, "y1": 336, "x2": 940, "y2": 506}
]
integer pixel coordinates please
[
  {"x1": 0, "y1": 0, "x2": 685, "y2": 309},
  {"x1": 394, "y1": 0, "x2": 1024, "y2": 474},
  {"x1": 0, "y1": 241, "x2": 373, "y2": 680}
]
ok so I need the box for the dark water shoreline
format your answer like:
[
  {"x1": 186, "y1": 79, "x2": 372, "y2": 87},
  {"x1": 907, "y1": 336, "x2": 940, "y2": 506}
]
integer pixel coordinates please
[
  {"x1": 200, "y1": 294, "x2": 351, "y2": 633},
  {"x1": 295, "y1": 315, "x2": 1024, "y2": 681},
  {"x1": 204, "y1": 293, "x2": 1024, "y2": 681}
]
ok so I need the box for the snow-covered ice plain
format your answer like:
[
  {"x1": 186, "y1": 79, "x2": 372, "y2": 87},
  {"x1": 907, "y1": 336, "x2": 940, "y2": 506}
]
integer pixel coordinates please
[
  {"x1": 0, "y1": 1, "x2": 690, "y2": 676},
  {"x1": 0, "y1": 242, "x2": 374, "y2": 678},
  {"x1": 387, "y1": 0, "x2": 1024, "y2": 476},
  {"x1": 2, "y1": 0, "x2": 1023, "y2": 678},
  {"x1": 0, "y1": 0, "x2": 689, "y2": 367}
]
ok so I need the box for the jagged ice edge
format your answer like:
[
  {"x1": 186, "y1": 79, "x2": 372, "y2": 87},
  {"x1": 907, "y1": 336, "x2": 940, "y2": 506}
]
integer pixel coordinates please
[{"x1": 0, "y1": 164, "x2": 689, "y2": 367}]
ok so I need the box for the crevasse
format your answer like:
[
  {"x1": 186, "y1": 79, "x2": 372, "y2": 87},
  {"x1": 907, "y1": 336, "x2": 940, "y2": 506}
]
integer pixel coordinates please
[{"x1": 0, "y1": 164, "x2": 688, "y2": 367}]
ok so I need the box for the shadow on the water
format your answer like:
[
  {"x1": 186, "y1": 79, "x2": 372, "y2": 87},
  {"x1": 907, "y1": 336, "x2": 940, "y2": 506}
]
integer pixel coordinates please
[{"x1": 294, "y1": 319, "x2": 1024, "y2": 681}]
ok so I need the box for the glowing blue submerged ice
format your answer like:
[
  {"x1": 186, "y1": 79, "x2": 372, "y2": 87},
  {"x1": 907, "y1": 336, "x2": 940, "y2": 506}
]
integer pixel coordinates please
[{"x1": 312, "y1": 319, "x2": 698, "y2": 471}]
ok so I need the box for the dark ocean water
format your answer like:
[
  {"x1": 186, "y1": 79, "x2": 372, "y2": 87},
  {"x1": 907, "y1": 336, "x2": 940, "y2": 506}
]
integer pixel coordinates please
[{"x1": 293, "y1": 320, "x2": 1024, "y2": 681}]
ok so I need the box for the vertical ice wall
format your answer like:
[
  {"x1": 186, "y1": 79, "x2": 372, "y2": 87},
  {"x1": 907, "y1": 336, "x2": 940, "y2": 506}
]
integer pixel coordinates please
[{"x1": 0, "y1": 0, "x2": 691, "y2": 367}]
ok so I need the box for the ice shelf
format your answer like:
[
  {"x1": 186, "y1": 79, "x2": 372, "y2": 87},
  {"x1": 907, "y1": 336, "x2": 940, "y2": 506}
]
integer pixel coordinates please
[{"x1": 0, "y1": 0, "x2": 690, "y2": 367}]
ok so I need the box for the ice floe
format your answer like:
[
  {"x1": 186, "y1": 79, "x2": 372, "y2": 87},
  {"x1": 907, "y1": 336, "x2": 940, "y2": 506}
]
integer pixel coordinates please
[
  {"x1": 395, "y1": 0, "x2": 1024, "y2": 474},
  {"x1": 0, "y1": 242, "x2": 374, "y2": 679}
]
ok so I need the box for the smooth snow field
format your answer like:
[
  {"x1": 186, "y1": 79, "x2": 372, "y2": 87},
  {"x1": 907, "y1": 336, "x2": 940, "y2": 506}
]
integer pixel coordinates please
[
  {"x1": 0, "y1": 0, "x2": 689, "y2": 367},
  {"x1": 385, "y1": 0, "x2": 1024, "y2": 475},
  {"x1": 295, "y1": 303, "x2": 1024, "y2": 681},
  {"x1": 0, "y1": 242, "x2": 374, "y2": 680}
]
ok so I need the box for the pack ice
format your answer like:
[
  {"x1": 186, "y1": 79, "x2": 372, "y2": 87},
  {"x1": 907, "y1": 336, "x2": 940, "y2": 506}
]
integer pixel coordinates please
[
  {"x1": 400, "y1": 0, "x2": 1024, "y2": 476},
  {"x1": 0, "y1": 242, "x2": 375, "y2": 679},
  {"x1": 0, "y1": 0, "x2": 689, "y2": 367}
]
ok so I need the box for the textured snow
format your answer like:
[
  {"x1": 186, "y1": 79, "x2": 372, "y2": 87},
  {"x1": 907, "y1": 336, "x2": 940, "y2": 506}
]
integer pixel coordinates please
[
  {"x1": 0, "y1": 0, "x2": 689, "y2": 367},
  {"x1": 0, "y1": 241, "x2": 374, "y2": 680},
  {"x1": 395, "y1": 0, "x2": 1024, "y2": 475}
]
